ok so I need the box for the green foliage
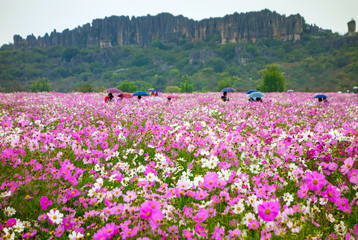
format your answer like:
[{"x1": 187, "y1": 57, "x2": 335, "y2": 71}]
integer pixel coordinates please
[
  {"x1": 63, "y1": 47, "x2": 79, "y2": 62},
  {"x1": 165, "y1": 86, "x2": 181, "y2": 93},
  {"x1": 1, "y1": 31, "x2": 358, "y2": 93},
  {"x1": 206, "y1": 57, "x2": 226, "y2": 72},
  {"x1": 118, "y1": 80, "x2": 137, "y2": 92},
  {"x1": 180, "y1": 80, "x2": 194, "y2": 93},
  {"x1": 217, "y1": 78, "x2": 232, "y2": 91},
  {"x1": 75, "y1": 82, "x2": 95, "y2": 92},
  {"x1": 258, "y1": 64, "x2": 286, "y2": 92},
  {"x1": 31, "y1": 77, "x2": 51, "y2": 92}
]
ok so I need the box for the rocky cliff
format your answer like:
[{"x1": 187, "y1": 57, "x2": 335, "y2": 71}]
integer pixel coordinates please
[{"x1": 13, "y1": 9, "x2": 303, "y2": 49}]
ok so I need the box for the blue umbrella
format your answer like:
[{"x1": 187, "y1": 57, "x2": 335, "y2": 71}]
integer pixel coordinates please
[
  {"x1": 246, "y1": 90, "x2": 258, "y2": 94},
  {"x1": 133, "y1": 91, "x2": 150, "y2": 96},
  {"x1": 220, "y1": 87, "x2": 235, "y2": 92},
  {"x1": 248, "y1": 92, "x2": 266, "y2": 98},
  {"x1": 313, "y1": 94, "x2": 327, "y2": 99}
]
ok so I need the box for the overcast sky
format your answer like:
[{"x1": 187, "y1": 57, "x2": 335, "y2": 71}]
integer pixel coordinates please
[{"x1": 0, "y1": 0, "x2": 357, "y2": 46}]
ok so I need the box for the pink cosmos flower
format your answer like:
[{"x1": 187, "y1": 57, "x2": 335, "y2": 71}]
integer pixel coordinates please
[
  {"x1": 297, "y1": 184, "x2": 309, "y2": 198},
  {"x1": 194, "y1": 122, "x2": 202, "y2": 131},
  {"x1": 229, "y1": 229, "x2": 242, "y2": 238},
  {"x1": 195, "y1": 224, "x2": 207, "y2": 237},
  {"x1": 340, "y1": 157, "x2": 354, "y2": 175},
  {"x1": 38, "y1": 214, "x2": 47, "y2": 221},
  {"x1": 258, "y1": 201, "x2": 281, "y2": 221},
  {"x1": 323, "y1": 184, "x2": 341, "y2": 203},
  {"x1": 195, "y1": 189, "x2": 208, "y2": 200},
  {"x1": 248, "y1": 219, "x2": 260, "y2": 230},
  {"x1": 168, "y1": 225, "x2": 179, "y2": 234},
  {"x1": 40, "y1": 196, "x2": 53, "y2": 210},
  {"x1": 22, "y1": 230, "x2": 37, "y2": 239},
  {"x1": 204, "y1": 172, "x2": 219, "y2": 190},
  {"x1": 54, "y1": 226, "x2": 64, "y2": 237},
  {"x1": 103, "y1": 222, "x2": 119, "y2": 238},
  {"x1": 92, "y1": 229, "x2": 107, "y2": 240},
  {"x1": 348, "y1": 169, "x2": 358, "y2": 184},
  {"x1": 212, "y1": 226, "x2": 225, "y2": 240},
  {"x1": 149, "y1": 211, "x2": 164, "y2": 230},
  {"x1": 183, "y1": 229, "x2": 195, "y2": 240},
  {"x1": 123, "y1": 190, "x2": 137, "y2": 203},
  {"x1": 193, "y1": 208, "x2": 209, "y2": 223},
  {"x1": 6, "y1": 218, "x2": 16, "y2": 227},
  {"x1": 261, "y1": 231, "x2": 272, "y2": 240},
  {"x1": 336, "y1": 197, "x2": 351, "y2": 213},
  {"x1": 306, "y1": 171, "x2": 327, "y2": 191},
  {"x1": 121, "y1": 226, "x2": 139, "y2": 239}
]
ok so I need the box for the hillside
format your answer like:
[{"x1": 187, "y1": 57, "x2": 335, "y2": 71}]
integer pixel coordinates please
[{"x1": 0, "y1": 10, "x2": 357, "y2": 93}]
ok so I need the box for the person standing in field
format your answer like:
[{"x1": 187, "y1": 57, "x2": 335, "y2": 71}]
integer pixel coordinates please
[{"x1": 105, "y1": 93, "x2": 114, "y2": 103}]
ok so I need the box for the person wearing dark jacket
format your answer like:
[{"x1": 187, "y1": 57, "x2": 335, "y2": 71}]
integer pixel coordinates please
[{"x1": 105, "y1": 93, "x2": 114, "y2": 103}]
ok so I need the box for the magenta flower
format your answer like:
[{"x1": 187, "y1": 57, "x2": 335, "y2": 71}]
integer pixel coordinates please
[
  {"x1": 229, "y1": 228, "x2": 242, "y2": 238},
  {"x1": 121, "y1": 226, "x2": 139, "y2": 239},
  {"x1": 195, "y1": 189, "x2": 208, "y2": 200},
  {"x1": 6, "y1": 218, "x2": 16, "y2": 227},
  {"x1": 194, "y1": 122, "x2": 202, "y2": 131},
  {"x1": 258, "y1": 201, "x2": 280, "y2": 221},
  {"x1": 306, "y1": 171, "x2": 327, "y2": 191},
  {"x1": 103, "y1": 222, "x2": 119, "y2": 238},
  {"x1": 139, "y1": 205, "x2": 153, "y2": 219},
  {"x1": 248, "y1": 219, "x2": 260, "y2": 230},
  {"x1": 22, "y1": 230, "x2": 37, "y2": 239},
  {"x1": 40, "y1": 196, "x2": 53, "y2": 210},
  {"x1": 323, "y1": 184, "x2": 341, "y2": 203},
  {"x1": 183, "y1": 229, "x2": 195, "y2": 240},
  {"x1": 212, "y1": 226, "x2": 225, "y2": 240},
  {"x1": 348, "y1": 169, "x2": 358, "y2": 184},
  {"x1": 54, "y1": 226, "x2": 64, "y2": 237},
  {"x1": 168, "y1": 225, "x2": 179, "y2": 234},
  {"x1": 195, "y1": 224, "x2": 207, "y2": 237},
  {"x1": 193, "y1": 208, "x2": 209, "y2": 223},
  {"x1": 204, "y1": 172, "x2": 219, "y2": 190},
  {"x1": 297, "y1": 184, "x2": 309, "y2": 198}
]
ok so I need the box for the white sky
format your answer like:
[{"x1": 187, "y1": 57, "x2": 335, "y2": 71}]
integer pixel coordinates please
[{"x1": 0, "y1": 0, "x2": 357, "y2": 46}]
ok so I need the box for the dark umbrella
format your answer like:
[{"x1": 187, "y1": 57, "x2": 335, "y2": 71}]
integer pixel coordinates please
[
  {"x1": 313, "y1": 94, "x2": 327, "y2": 99},
  {"x1": 246, "y1": 90, "x2": 258, "y2": 94},
  {"x1": 220, "y1": 87, "x2": 235, "y2": 92},
  {"x1": 118, "y1": 93, "x2": 133, "y2": 98},
  {"x1": 106, "y1": 88, "x2": 122, "y2": 93}
]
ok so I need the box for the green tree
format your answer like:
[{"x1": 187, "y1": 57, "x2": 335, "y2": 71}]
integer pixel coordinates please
[
  {"x1": 180, "y1": 80, "x2": 194, "y2": 93},
  {"x1": 63, "y1": 47, "x2": 79, "y2": 62},
  {"x1": 217, "y1": 78, "x2": 232, "y2": 91},
  {"x1": 165, "y1": 86, "x2": 181, "y2": 93},
  {"x1": 118, "y1": 80, "x2": 137, "y2": 92},
  {"x1": 206, "y1": 57, "x2": 226, "y2": 73},
  {"x1": 75, "y1": 82, "x2": 94, "y2": 92},
  {"x1": 258, "y1": 64, "x2": 286, "y2": 92},
  {"x1": 31, "y1": 77, "x2": 51, "y2": 92}
]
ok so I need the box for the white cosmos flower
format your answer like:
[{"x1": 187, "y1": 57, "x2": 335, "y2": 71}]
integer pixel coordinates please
[
  {"x1": 69, "y1": 231, "x2": 84, "y2": 240},
  {"x1": 47, "y1": 209, "x2": 64, "y2": 225},
  {"x1": 13, "y1": 220, "x2": 24, "y2": 233},
  {"x1": 4, "y1": 206, "x2": 16, "y2": 217}
]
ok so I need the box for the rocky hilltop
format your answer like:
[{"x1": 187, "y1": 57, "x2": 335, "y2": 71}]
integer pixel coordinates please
[{"x1": 13, "y1": 9, "x2": 303, "y2": 49}]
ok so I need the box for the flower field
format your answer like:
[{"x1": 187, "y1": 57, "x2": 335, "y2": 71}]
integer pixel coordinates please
[{"x1": 0, "y1": 92, "x2": 357, "y2": 240}]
